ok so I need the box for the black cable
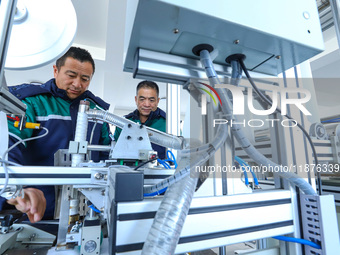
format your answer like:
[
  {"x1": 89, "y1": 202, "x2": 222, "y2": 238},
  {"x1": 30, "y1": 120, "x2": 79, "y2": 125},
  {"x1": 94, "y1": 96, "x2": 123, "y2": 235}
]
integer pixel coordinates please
[
  {"x1": 134, "y1": 157, "x2": 158, "y2": 171},
  {"x1": 238, "y1": 59, "x2": 320, "y2": 188}
]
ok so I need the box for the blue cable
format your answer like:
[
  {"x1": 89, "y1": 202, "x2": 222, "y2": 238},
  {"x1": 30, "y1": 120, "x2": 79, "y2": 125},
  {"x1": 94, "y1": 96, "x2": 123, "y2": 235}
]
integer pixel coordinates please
[
  {"x1": 144, "y1": 187, "x2": 167, "y2": 197},
  {"x1": 235, "y1": 157, "x2": 249, "y2": 185},
  {"x1": 89, "y1": 204, "x2": 101, "y2": 213},
  {"x1": 273, "y1": 235, "x2": 321, "y2": 250},
  {"x1": 235, "y1": 156, "x2": 259, "y2": 186},
  {"x1": 241, "y1": 159, "x2": 259, "y2": 186},
  {"x1": 157, "y1": 159, "x2": 171, "y2": 169},
  {"x1": 166, "y1": 150, "x2": 178, "y2": 169},
  {"x1": 321, "y1": 117, "x2": 340, "y2": 123}
]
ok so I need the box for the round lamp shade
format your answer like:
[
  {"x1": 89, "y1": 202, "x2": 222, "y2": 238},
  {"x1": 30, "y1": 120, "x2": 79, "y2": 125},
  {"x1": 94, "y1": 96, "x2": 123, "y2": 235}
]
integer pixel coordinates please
[{"x1": 5, "y1": 0, "x2": 77, "y2": 70}]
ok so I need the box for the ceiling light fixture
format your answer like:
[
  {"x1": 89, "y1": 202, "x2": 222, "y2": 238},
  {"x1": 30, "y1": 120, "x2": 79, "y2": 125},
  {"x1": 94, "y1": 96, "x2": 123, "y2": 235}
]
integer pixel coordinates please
[{"x1": 5, "y1": 0, "x2": 77, "y2": 70}]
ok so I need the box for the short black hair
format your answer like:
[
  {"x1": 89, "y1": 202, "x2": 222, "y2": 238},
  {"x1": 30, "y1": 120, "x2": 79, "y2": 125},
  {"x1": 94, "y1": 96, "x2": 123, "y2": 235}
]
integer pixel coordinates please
[
  {"x1": 56, "y1": 47, "x2": 95, "y2": 74},
  {"x1": 136, "y1": 80, "x2": 159, "y2": 97}
]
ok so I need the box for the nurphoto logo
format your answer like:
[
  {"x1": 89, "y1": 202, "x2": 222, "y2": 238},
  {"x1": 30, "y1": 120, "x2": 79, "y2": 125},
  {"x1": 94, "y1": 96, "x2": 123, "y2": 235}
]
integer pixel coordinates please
[{"x1": 199, "y1": 83, "x2": 312, "y2": 128}]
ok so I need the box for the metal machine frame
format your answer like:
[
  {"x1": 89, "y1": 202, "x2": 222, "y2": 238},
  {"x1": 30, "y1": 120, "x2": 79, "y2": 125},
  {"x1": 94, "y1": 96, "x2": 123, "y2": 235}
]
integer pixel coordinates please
[{"x1": 1, "y1": 0, "x2": 340, "y2": 255}]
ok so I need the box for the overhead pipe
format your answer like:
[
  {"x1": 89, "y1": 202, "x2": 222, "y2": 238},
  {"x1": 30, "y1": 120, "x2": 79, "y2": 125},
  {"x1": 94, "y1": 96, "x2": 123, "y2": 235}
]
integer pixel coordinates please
[{"x1": 87, "y1": 109, "x2": 185, "y2": 150}]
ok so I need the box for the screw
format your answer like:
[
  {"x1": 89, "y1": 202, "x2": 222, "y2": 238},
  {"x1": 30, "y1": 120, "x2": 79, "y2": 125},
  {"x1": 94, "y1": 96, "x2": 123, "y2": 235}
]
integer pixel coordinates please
[
  {"x1": 138, "y1": 137, "x2": 143, "y2": 141},
  {"x1": 126, "y1": 136, "x2": 131, "y2": 140},
  {"x1": 128, "y1": 124, "x2": 132, "y2": 128},
  {"x1": 173, "y1": 28, "x2": 179, "y2": 34},
  {"x1": 275, "y1": 55, "x2": 281, "y2": 59},
  {"x1": 94, "y1": 172, "x2": 103, "y2": 180},
  {"x1": 30, "y1": 233, "x2": 36, "y2": 241},
  {"x1": 233, "y1": 39, "x2": 240, "y2": 44}
]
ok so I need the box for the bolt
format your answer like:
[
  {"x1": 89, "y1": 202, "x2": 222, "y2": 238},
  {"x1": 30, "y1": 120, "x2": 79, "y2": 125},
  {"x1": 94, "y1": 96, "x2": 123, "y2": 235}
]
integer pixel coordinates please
[
  {"x1": 173, "y1": 28, "x2": 179, "y2": 34},
  {"x1": 138, "y1": 137, "x2": 143, "y2": 141},
  {"x1": 30, "y1": 233, "x2": 36, "y2": 241},
  {"x1": 275, "y1": 55, "x2": 281, "y2": 59},
  {"x1": 94, "y1": 172, "x2": 103, "y2": 180},
  {"x1": 126, "y1": 135, "x2": 131, "y2": 140},
  {"x1": 233, "y1": 39, "x2": 240, "y2": 44},
  {"x1": 128, "y1": 124, "x2": 132, "y2": 128}
]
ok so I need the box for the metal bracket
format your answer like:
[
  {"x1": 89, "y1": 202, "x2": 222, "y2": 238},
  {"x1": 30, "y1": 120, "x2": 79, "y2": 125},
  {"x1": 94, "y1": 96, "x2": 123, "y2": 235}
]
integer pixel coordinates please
[
  {"x1": 300, "y1": 194, "x2": 340, "y2": 254},
  {"x1": 330, "y1": 135, "x2": 340, "y2": 163}
]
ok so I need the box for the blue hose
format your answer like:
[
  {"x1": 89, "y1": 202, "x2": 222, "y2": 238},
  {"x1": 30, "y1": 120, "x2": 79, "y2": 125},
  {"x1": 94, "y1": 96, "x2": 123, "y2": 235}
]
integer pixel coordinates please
[
  {"x1": 273, "y1": 235, "x2": 321, "y2": 249},
  {"x1": 144, "y1": 187, "x2": 168, "y2": 197},
  {"x1": 157, "y1": 159, "x2": 171, "y2": 169},
  {"x1": 235, "y1": 156, "x2": 249, "y2": 185},
  {"x1": 321, "y1": 117, "x2": 340, "y2": 123},
  {"x1": 165, "y1": 150, "x2": 178, "y2": 169},
  {"x1": 235, "y1": 156, "x2": 259, "y2": 186},
  {"x1": 89, "y1": 204, "x2": 101, "y2": 213}
]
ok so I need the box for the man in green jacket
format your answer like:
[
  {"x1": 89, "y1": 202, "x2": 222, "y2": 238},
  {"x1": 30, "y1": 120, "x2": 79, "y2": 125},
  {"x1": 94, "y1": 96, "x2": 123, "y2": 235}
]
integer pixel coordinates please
[
  {"x1": 2, "y1": 47, "x2": 111, "y2": 221},
  {"x1": 113, "y1": 80, "x2": 166, "y2": 159}
]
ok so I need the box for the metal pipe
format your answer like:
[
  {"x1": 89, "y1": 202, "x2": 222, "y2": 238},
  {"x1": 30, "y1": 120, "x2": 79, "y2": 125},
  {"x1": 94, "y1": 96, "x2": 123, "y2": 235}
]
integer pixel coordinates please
[
  {"x1": 72, "y1": 100, "x2": 90, "y2": 167},
  {"x1": 0, "y1": 0, "x2": 18, "y2": 84},
  {"x1": 87, "y1": 109, "x2": 185, "y2": 150},
  {"x1": 87, "y1": 145, "x2": 111, "y2": 151}
]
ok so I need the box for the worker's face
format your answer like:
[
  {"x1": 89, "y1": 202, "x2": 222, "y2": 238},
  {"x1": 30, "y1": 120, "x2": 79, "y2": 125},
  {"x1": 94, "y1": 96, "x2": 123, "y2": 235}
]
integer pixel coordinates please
[
  {"x1": 53, "y1": 57, "x2": 93, "y2": 100},
  {"x1": 135, "y1": 87, "x2": 160, "y2": 119}
]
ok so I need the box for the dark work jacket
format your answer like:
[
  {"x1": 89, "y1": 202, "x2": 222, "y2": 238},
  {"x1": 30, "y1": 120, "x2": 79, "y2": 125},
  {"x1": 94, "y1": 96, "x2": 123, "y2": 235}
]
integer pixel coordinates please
[{"x1": 0, "y1": 79, "x2": 111, "y2": 219}]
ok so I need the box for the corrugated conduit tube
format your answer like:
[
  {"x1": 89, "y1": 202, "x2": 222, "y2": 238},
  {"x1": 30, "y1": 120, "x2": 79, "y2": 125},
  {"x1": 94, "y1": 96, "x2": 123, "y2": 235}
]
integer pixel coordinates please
[
  {"x1": 87, "y1": 109, "x2": 184, "y2": 150},
  {"x1": 199, "y1": 49, "x2": 316, "y2": 196}
]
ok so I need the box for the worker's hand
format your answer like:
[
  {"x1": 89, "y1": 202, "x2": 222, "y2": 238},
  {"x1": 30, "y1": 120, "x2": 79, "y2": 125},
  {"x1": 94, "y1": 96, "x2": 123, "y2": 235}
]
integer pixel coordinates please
[{"x1": 7, "y1": 188, "x2": 46, "y2": 223}]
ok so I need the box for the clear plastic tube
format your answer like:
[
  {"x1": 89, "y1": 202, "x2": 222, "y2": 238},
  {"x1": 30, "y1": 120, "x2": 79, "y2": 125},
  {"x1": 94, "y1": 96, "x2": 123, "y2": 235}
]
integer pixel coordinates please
[{"x1": 141, "y1": 174, "x2": 198, "y2": 255}]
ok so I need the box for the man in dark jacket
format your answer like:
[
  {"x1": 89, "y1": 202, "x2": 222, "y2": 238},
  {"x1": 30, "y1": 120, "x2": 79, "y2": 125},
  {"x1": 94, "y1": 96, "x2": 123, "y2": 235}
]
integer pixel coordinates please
[
  {"x1": 1, "y1": 47, "x2": 111, "y2": 221},
  {"x1": 113, "y1": 80, "x2": 166, "y2": 159}
]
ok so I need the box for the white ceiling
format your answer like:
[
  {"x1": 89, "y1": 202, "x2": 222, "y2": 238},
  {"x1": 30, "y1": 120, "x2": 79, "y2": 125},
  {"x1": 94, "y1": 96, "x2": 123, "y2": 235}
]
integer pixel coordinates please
[{"x1": 4, "y1": 0, "x2": 340, "y2": 119}]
